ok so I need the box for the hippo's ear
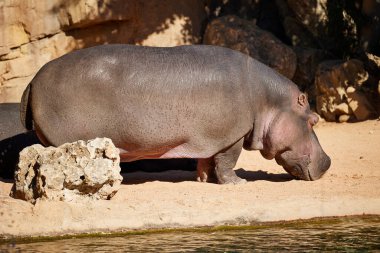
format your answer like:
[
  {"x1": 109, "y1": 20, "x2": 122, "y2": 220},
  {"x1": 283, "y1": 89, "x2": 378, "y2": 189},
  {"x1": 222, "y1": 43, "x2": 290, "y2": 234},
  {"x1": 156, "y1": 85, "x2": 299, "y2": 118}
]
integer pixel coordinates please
[{"x1": 297, "y1": 93, "x2": 308, "y2": 107}]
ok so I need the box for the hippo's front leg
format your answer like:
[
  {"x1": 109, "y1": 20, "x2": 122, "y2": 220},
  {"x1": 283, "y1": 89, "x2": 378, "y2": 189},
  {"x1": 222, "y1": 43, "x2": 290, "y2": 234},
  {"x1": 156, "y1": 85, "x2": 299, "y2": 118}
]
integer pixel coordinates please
[{"x1": 214, "y1": 138, "x2": 247, "y2": 184}]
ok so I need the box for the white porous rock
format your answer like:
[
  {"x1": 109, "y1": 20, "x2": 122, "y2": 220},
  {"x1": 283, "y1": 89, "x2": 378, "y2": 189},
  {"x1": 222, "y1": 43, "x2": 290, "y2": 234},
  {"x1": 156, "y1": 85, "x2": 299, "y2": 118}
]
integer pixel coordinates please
[{"x1": 10, "y1": 138, "x2": 122, "y2": 204}]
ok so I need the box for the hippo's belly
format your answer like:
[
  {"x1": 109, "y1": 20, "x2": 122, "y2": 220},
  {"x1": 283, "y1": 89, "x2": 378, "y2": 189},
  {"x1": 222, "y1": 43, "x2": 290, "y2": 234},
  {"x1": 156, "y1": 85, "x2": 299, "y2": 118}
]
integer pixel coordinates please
[{"x1": 118, "y1": 142, "x2": 217, "y2": 162}]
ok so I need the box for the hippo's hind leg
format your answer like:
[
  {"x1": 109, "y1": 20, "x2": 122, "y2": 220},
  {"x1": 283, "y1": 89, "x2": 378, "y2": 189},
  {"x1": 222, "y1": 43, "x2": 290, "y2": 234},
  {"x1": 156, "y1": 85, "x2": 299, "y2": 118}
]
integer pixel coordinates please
[
  {"x1": 214, "y1": 138, "x2": 246, "y2": 184},
  {"x1": 197, "y1": 158, "x2": 216, "y2": 183}
]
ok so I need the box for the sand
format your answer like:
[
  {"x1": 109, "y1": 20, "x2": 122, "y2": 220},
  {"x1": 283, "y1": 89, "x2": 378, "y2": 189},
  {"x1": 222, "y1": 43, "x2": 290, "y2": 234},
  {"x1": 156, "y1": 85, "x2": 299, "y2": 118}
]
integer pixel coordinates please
[{"x1": 1, "y1": 120, "x2": 379, "y2": 238}]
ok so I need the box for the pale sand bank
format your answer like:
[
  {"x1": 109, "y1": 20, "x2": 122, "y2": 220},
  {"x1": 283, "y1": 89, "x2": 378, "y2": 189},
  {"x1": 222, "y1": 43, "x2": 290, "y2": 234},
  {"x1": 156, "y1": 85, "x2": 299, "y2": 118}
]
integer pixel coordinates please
[{"x1": 1, "y1": 120, "x2": 379, "y2": 238}]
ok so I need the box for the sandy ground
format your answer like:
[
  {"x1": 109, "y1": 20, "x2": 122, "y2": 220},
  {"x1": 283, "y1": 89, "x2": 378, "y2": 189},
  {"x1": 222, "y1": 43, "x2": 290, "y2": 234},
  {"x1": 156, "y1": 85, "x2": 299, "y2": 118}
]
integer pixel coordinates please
[{"x1": 0, "y1": 120, "x2": 379, "y2": 238}]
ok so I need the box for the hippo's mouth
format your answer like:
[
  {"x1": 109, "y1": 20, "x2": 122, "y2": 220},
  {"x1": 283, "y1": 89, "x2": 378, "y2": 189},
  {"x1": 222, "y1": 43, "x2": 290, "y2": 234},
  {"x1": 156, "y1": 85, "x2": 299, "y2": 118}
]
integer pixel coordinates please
[
  {"x1": 282, "y1": 163, "x2": 312, "y2": 181},
  {"x1": 275, "y1": 152, "x2": 312, "y2": 181}
]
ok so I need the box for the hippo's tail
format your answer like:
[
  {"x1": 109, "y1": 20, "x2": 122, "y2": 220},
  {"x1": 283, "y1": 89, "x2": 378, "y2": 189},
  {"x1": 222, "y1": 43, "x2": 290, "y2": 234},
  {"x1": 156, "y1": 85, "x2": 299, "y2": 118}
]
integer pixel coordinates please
[{"x1": 20, "y1": 83, "x2": 33, "y2": 131}]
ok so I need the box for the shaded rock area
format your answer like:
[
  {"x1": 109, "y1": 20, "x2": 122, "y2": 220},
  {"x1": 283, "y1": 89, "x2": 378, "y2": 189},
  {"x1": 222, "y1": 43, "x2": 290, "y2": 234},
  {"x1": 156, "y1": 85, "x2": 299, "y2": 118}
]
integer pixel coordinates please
[
  {"x1": 10, "y1": 138, "x2": 122, "y2": 204},
  {"x1": 362, "y1": 53, "x2": 380, "y2": 114},
  {"x1": 203, "y1": 15, "x2": 297, "y2": 79},
  {"x1": 315, "y1": 59, "x2": 377, "y2": 122},
  {"x1": 293, "y1": 47, "x2": 328, "y2": 95},
  {"x1": 276, "y1": 0, "x2": 320, "y2": 49},
  {"x1": 286, "y1": 0, "x2": 328, "y2": 40}
]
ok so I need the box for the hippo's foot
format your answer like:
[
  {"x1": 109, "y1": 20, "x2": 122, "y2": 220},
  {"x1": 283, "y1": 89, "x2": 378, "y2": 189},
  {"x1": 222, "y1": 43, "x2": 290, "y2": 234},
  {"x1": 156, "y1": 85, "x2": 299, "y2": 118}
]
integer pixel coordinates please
[
  {"x1": 196, "y1": 170, "x2": 217, "y2": 183},
  {"x1": 215, "y1": 169, "x2": 247, "y2": 184}
]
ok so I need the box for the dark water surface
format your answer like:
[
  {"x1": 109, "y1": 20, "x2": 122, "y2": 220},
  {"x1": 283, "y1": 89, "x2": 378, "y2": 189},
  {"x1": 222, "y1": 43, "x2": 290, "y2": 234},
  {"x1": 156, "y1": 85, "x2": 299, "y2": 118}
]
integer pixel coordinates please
[{"x1": 1, "y1": 216, "x2": 379, "y2": 252}]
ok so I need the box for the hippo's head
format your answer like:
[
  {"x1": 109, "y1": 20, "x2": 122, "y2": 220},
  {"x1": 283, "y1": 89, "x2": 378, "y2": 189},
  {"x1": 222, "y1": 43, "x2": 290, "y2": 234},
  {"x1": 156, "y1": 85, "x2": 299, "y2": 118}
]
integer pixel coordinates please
[{"x1": 261, "y1": 93, "x2": 331, "y2": 181}]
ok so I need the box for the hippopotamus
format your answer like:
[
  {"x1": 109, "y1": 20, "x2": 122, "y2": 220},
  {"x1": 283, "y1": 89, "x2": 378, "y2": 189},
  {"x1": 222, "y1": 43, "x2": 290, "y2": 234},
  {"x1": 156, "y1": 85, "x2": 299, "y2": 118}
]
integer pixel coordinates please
[{"x1": 20, "y1": 44, "x2": 331, "y2": 184}]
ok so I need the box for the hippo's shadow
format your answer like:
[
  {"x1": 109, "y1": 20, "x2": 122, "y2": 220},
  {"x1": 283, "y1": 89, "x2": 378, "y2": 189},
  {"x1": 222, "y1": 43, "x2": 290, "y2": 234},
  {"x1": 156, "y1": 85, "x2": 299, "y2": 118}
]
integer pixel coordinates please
[
  {"x1": 235, "y1": 168, "x2": 295, "y2": 182},
  {"x1": 121, "y1": 166, "x2": 294, "y2": 185},
  {"x1": 121, "y1": 169, "x2": 196, "y2": 185}
]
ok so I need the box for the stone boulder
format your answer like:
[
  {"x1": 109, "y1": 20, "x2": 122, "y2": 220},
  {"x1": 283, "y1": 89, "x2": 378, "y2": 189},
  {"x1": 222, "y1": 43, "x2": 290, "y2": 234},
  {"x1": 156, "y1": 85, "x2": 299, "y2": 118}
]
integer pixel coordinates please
[
  {"x1": 315, "y1": 59, "x2": 377, "y2": 122},
  {"x1": 286, "y1": 0, "x2": 360, "y2": 57},
  {"x1": 292, "y1": 47, "x2": 328, "y2": 95},
  {"x1": 203, "y1": 15, "x2": 297, "y2": 80},
  {"x1": 275, "y1": 0, "x2": 319, "y2": 48},
  {"x1": 10, "y1": 138, "x2": 122, "y2": 204},
  {"x1": 362, "y1": 53, "x2": 380, "y2": 115},
  {"x1": 361, "y1": 0, "x2": 380, "y2": 54},
  {"x1": 286, "y1": 0, "x2": 328, "y2": 40}
]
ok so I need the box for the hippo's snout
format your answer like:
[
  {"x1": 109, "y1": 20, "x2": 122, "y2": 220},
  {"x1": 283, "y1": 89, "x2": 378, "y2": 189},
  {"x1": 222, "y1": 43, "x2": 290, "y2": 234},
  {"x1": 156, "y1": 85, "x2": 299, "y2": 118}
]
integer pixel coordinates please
[
  {"x1": 307, "y1": 154, "x2": 331, "y2": 181},
  {"x1": 275, "y1": 149, "x2": 331, "y2": 181}
]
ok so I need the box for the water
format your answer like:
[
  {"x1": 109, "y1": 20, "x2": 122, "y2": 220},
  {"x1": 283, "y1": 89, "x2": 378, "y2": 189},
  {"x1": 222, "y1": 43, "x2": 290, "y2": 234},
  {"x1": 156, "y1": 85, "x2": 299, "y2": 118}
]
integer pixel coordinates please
[{"x1": 1, "y1": 216, "x2": 379, "y2": 252}]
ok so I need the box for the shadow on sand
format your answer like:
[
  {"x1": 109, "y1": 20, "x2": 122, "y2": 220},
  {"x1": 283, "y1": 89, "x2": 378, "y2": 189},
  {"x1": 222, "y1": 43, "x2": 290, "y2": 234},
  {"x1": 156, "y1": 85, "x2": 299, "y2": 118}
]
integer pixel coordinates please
[
  {"x1": 235, "y1": 168, "x2": 294, "y2": 182},
  {"x1": 121, "y1": 167, "x2": 294, "y2": 185}
]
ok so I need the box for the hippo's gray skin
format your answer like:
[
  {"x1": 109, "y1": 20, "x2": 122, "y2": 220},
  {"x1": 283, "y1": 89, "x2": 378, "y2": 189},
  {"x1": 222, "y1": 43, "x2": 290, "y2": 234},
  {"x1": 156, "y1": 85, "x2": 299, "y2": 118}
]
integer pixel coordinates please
[{"x1": 21, "y1": 44, "x2": 331, "y2": 184}]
